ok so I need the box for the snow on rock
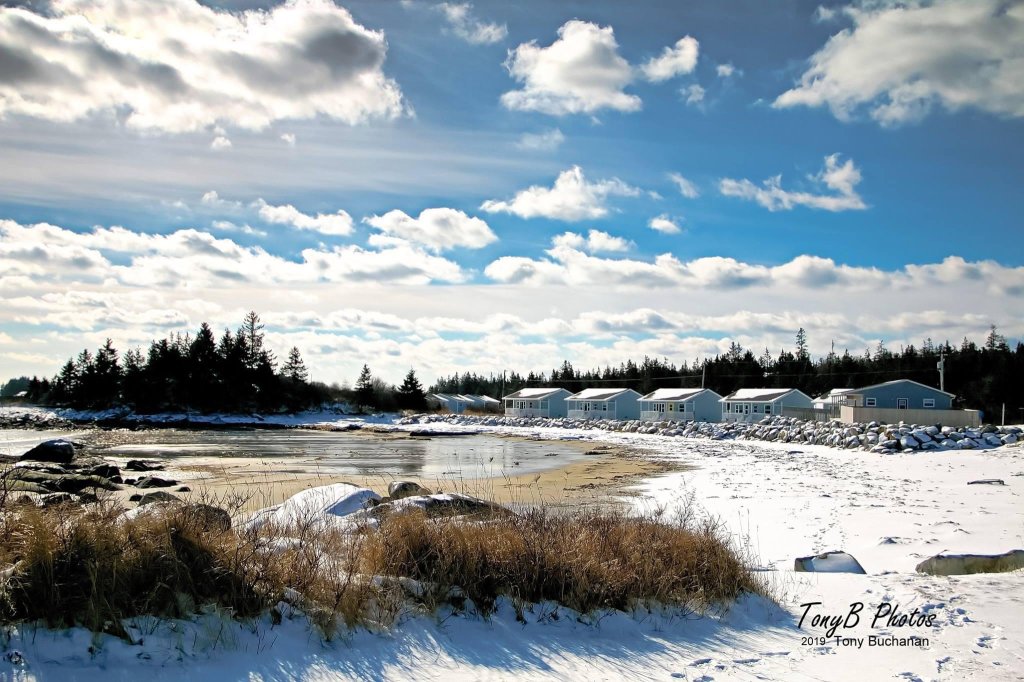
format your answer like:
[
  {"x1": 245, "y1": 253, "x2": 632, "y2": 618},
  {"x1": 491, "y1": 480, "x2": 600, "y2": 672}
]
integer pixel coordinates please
[
  {"x1": 794, "y1": 550, "x2": 866, "y2": 574},
  {"x1": 246, "y1": 483, "x2": 380, "y2": 531}
]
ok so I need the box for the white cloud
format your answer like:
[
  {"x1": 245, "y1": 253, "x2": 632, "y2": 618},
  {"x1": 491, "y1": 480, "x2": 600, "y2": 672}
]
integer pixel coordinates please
[
  {"x1": 281, "y1": 133, "x2": 296, "y2": 147},
  {"x1": 552, "y1": 230, "x2": 632, "y2": 254},
  {"x1": 364, "y1": 208, "x2": 497, "y2": 251},
  {"x1": 641, "y1": 36, "x2": 700, "y2": 82},
  {"x1": 516, "y1": 128, "x2": 565, "y2": 151},
  {"x1": 0, "y1": 0, "x2": 407, "y2": 133},
  {"x1": 210, "y1": 136, "x2": 232, "y2": 151},
  {"x1": 254, "y1": 200, "x2": 354, "y2": 236},
  {"x1": 437, "y1": 3, "x2": 507, "y2": 45},
  {"x1": 683, "y1": 84, "x2": 705, "y2": 106},
  {"x1": 719, "y1": 154, "x2": 867, "y2": 212},
  {"x1": 480, "y1": 166, "x2": 642, "y2": 221},
  {"x1": 500, "y1": 20, "x2": 641, "y2": 116},
  {"x1": 716, "y1": 63, "x2": 738, "y2": 78},
  {"x1": 774, "y1": 0, "x2": 1024, "y2": 125},
  {"x1": 668, "y1": 172, "x2": 700, "y2": 198},
  {"x1": 648, "y1": 214, "x2": 681, "y2": 234}
]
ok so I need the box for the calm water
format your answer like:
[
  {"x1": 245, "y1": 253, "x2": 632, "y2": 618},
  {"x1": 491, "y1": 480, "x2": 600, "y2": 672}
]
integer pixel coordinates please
[{"x1": 0, "y1": 428, "x2": 586, "y2": 479}]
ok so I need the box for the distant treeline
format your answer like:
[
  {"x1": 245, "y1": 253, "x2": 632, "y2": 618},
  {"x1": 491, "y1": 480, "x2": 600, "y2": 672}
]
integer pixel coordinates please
[
  {"x1": 430, "y1": 327, "x2": 1024, "y2": 421},
  {"x1": 18, "y1": 312, "x2": 330, "y2": 413},
  {"x1": 11, "y1": 311, "x2": 433, "y2": 414}
]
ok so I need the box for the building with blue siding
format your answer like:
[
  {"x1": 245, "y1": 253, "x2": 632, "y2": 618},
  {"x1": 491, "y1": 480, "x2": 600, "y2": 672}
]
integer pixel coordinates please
[{"x1": 844, "y1": 379, "x2": 953, "y2": 410}]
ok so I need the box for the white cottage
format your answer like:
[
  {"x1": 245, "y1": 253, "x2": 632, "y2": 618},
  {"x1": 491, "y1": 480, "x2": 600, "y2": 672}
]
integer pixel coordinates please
[
  {"x1": 566, "y1": 388, "x2": 642, "y2": 421},
  {"x1": 502, "y1": 388, "x2": 572, "y2": 418},
  {"x1": 719, "y1": 388, "x2": 813, "y2": 423},
  {"x1": 461, "y1": 394, "x2": 501, "y2": 412},
  {"x1": 638, "y1": 388, "x2": 723, "y2": 422}
]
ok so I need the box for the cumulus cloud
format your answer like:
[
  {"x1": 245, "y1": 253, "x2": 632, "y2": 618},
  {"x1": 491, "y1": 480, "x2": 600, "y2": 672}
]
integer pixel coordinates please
[
  {"x1": 210, "y1": 136, "x2": 232, "y2": 150},
  {"x1": 281, "y1": 133, "x2": 296, "y2": 147},
  {"x1": 716, "y1": 63, "x2": 738, "y2": 78},
  {"x1": 648, "y1": 214, "x2": 681, "y2": 234},
  {"x1": 682, "y1": 84, "x2": 705, "y2": 106},
  {"x1": 774, "y1": 0, "x2": 1024, "y2": 125},
  {"x1": 480, "y1": 166, "x2": 642, "y2": 221},
  {"x1": 719, "y1": 154, "x2": 867, "y2": 212},
  {"x1": 552, "y1": 230, "x2": 632, "y2": 254},
  {"x1": 516, "y1": 128, "x2": 565, "y2": 150},
  {"x1": 0, "y1": 219, "x2": 464, "y2": 288},
  {"x1": 255, "y1": 200, "x2": 354, "y2": 236},
  {"x1": 0, "y1": 0, "x2": 407, "y2": 132},
  {"x1": 437, "y1": 2, "x2": 506, "y2": 44},
  {"x1": 641, "y1": 36, "x2": 700, "y2": 82},
  {"x1": 364, "y1": 207, "x2": 497, "y2": 251},
  {"x1": 668, "y1": 172, "x2": 700, "y2": 198},
  {"x1": 500, "y1": 20, "x2": 641, "y2": 115}
]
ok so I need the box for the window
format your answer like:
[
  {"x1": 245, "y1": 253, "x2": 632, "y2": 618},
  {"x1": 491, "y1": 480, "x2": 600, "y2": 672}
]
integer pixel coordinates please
[
  {"x1": 752, "y1": 405, "x2": 760, "y2": 413},
  {"x1": 865, "y1": 398, "x2": 877, "y2": 407},
  {"x1": 764, "y1": 404, "x2": 771, "y2": 415},
  {"x1": 923, "y1": 398, "x2": 935, "y2": 408}
]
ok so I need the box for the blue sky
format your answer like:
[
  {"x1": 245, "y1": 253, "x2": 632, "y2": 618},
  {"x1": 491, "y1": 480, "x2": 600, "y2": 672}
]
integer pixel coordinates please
[{"x1": 0, "y1": 0, "x2": 1022, "y2": 385}]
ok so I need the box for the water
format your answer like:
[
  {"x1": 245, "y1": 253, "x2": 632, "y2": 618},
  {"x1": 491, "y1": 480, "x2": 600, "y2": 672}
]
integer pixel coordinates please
[{"x1": 0, "y1": 428, "x2": 586, "y2": 479}]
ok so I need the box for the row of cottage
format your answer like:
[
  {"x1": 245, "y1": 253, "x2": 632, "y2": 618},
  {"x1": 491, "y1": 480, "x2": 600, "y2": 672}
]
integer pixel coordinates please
[{"x1": 429, "y1": 379, "x2": 959, "y2": 425}]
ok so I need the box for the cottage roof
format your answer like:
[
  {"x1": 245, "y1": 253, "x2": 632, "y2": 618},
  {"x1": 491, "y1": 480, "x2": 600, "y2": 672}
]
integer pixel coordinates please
[
  {"x1": 720, "y1": 388, "x2": 798, "y2": 402},
  {"x1": 502, "y1": 387, "x2": 567, "y2": 400},
  {"x1": 850, "y1": 378, "x2": 954, "y2": 397},
  {"x1": 639, "y1": 388, "x2": 709, "y2": 401},
  {"x1": 568, "y1": 388, "x2": 639, "y2": 401}
]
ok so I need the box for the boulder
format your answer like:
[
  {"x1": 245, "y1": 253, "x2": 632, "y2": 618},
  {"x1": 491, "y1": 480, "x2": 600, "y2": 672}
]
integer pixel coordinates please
[
  {"x1": 135, "y1": 476, "x2": 178, "y2": 489},
  {"x1": 794, "y1": 550, "x2": 866, "y2": 574},
  {"x1": 247, "y1": 483, "x2": 381, "y2": 531},
  {"x1": 19, "y1": 439, "x2": 79, "y2": 464},
  {"x1": 388, "y1": 480, "x2": 429, "y2": 500},
  {"x1": 138, "y1": 491, "x2": 178, "y2": 505},
  {"x1": 916, "y1": 550, "x2": 1024, "y2": 576},
  {"x1": 900, "y1": 435, "x2": 920, "y2": 449},
  {"x1": 5, "y1": 470, "x2": 119, "y2": 494},
  {"x1": 126, "y1": 460, "x2": 164, "y2": 472}
]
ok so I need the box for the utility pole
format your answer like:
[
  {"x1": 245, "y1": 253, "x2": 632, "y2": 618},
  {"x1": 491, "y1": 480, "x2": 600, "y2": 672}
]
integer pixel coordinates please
[
  {"x1": 701, "y1": 361, "x2": 706, "y2": 389},
  {"x1": 937, "y1": 352, "x2": 945, "y2": 393}
]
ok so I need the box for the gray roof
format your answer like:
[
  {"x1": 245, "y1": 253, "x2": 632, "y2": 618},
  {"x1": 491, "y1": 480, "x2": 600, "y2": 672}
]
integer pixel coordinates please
[{"x1": 850, "y1": 378, "x2": 954, "y2": 398}]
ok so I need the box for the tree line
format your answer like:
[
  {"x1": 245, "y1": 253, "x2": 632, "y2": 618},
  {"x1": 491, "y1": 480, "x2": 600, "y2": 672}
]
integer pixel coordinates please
[{"x1": 431, "y1": 326, "x2": 1024, "y2": 421}]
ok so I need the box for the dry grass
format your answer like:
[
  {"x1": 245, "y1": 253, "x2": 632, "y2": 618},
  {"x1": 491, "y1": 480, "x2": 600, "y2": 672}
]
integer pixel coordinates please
[{"x1": 0, "y1": 490, "x2": 762, "y2": 638}]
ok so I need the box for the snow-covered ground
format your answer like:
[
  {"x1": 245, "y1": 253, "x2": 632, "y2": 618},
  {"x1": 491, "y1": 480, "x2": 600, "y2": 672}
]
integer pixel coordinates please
[{"x1": 2, "y1": 411, "x2": 1023, "y2": 680}]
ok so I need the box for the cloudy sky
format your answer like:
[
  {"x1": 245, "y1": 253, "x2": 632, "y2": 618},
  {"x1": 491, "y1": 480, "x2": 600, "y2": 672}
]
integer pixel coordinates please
[{"x1": 1, "y1": 0, "x2": 1022, "y2": 386}]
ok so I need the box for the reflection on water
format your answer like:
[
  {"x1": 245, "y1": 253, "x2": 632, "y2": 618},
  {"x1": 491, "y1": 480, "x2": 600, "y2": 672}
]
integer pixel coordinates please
[{"x1": 0, "y1": 428, "x2": 584, "y2": 479}]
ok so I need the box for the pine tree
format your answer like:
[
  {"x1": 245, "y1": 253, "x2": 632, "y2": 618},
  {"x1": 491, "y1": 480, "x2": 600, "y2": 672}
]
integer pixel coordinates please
[
  {"x1": 397, "y1": 368, "x2": 427, "y2": 410},
  {"x1": 795, "y1": 328, "x2": 809, "y2": 361},
  {"x1": 354, "y1": 365, "x2": 375, "y2": 409},
  {"x1": 282, "y1": 347, "x2": 309, "y2": 382}
]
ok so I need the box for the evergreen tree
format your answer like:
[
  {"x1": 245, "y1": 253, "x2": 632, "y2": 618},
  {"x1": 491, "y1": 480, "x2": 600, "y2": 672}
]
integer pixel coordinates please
[
  {"x1": 281, "y1": 347, "x2": 309, "y2": 382},
  {"x1": 354, "y1": 365, "x2": 375, "y2": 409},
  {"x1": 397, "y1": 368, "x2": 427, "y2": 410},
  {"x1": 795, "y1": 328, "x2": 809, "y2": 361}
]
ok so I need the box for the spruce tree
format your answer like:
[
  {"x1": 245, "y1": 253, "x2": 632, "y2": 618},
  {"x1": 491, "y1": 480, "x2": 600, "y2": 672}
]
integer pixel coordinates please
[
  {"x1": 282, "y1": 347, "x2": 309, "y2": 382},
  {"x1": 354, "y1": 365, "x2": 375, "y2": 409},
  {"x1": 397, "y1": 368, "x2": 427, "y2": 410}
]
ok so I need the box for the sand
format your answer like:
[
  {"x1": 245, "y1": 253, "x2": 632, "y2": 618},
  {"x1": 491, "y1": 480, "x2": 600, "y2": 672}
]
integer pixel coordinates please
[{"x1": 155, "y1": 439, "x2": 682, "y2": 513}]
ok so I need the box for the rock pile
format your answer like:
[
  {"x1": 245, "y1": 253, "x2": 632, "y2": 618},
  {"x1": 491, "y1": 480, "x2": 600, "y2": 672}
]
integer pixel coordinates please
[{"x1": 397, "y1": 414, "x2": 1021, "y2": 454}]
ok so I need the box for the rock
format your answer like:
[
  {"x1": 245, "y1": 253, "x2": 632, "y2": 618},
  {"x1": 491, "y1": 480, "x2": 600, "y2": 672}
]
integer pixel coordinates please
[
  {"x1": 176, "y1": 486, "x2": 191, "y2": 492},
  {"x1": 916, "y1": 550, "x2": 1024, "y2": 576},
  {"x1": 794, "y1": 550, "x2": 866, "y2": 574},
  {"x1": 981, "y1": 424, "x2": 999, "y2": 434},
  {"x1": 82, "y1": 463, "x2": 120, "y2": 479},
  {"x1": 135, "y1": 476, "x2": 178, "y2": 489},
  {"x1": 40, "y1": 492, "x2": 75, "y2": 507},
  {"x1": 967, "y1": 479, "x2": 1005, "y2": 485},
  {"x1": 367, "y1": 492, "x2": 508, "y2": 521},
  {"x1": 139, "y1": 491, "x2": 178, "y2": 505},
  {"x1": 5, "y1": 470, "x2": 119, "y2": 494},
  {"x1": 1003, "y1": 434, "x2": 1018, "y2": 445},
  {"x1": 388, "y1": 480, "x2": 429, "y2": 500},
  {"x1": 178, "y1": 503, "x2": 231, "y2": 532},
  {"x1": 246, "y1": 483, "x2": 382, "y2": 531},
  {"x1": 126, "y1": 460, "x2": 164, "y2": 472},
  {"x1": 19, "y1": 439, "x2": 79, "y2": 464},
  {"x1": 129, "y1": 494, "x2": 142, "y2": 502},
  {"x1": 900, "y1": 435, "x2": 920, "y2": 449}
]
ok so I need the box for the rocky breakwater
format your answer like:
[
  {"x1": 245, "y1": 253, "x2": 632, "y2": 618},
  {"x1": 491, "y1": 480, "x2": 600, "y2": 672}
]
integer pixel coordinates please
[{"x1": 397, "y1": 413, "x2": 1020, "y2": 454}]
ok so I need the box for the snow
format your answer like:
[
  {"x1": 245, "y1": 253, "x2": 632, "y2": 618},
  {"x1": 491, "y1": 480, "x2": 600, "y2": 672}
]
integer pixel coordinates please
[
  {"x1": 721, "y1": 388, "x2": 795, "y2": 401},
  {"x1": 640, "y1": 387, "x2": 706, "y2": 401},
  {"x1": 245, "y1": 483, "x2": 381, "y2": 531},
  {"x1": 2, "y1": 409, "x2": 1023, "y2": 679},
  {"x1": 567, "y1": 388, "x2": 633, "y2": 400}
]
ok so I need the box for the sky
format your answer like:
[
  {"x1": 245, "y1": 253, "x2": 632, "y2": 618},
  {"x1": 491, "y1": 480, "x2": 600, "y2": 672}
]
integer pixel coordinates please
[{"x1": 0, "y1": 0, "x2": 1023, "y2": 387}]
